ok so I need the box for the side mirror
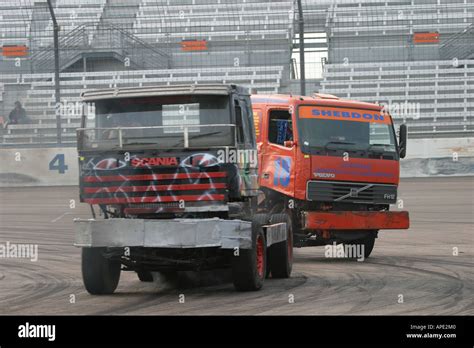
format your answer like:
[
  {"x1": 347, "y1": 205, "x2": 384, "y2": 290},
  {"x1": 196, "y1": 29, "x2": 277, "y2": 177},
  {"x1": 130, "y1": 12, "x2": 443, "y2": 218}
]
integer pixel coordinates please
[
  {"x1": 399, "y1": 124, "x2": 407, "y2": 159},
  {"x1": 284, "y1": 140, "x2": 296, "y2": 148}
]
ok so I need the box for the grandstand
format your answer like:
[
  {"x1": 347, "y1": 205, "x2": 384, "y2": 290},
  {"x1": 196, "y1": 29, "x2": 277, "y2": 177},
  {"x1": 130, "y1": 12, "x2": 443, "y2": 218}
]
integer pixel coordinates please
[
  {"x1": 0, "y1": 65, "x2": 283, "y2": 144},
  {"x1": 0, "y1": 1, "x2": 33, "y2": 46},
  {"x1": 0, "y1": 0, "x2": 472, "y2": 144},
  {"x1": 318, "y1": 0, "x2": 474, "y2": 138}
]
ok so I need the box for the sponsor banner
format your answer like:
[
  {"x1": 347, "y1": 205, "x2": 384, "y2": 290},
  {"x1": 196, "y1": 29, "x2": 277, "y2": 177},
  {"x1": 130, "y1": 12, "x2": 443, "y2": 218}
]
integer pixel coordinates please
[
  {"x1": 413, "y1": 32, "x2": 440, "y2": 44},
  {"x1": 180, "y1": 40, "x2": 208, "y2": 51},
  {"x1": 298, "y1": 106, "x2": 391, "y2": 124},
  {"x1": 1, "y1": 45, "x2": 28, "y2": 57}
]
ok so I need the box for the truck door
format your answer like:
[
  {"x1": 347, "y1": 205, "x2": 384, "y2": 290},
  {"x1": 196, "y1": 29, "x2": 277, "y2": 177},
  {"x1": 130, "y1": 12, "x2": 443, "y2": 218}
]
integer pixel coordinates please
[{"x1": 260, "y1": 108, "x2": 296, "y2": 197}]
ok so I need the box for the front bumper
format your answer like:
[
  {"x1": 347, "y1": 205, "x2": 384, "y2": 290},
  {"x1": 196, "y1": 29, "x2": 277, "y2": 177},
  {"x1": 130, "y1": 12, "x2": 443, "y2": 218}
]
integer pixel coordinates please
[
  {"x1": 302, "y1": 211, "x2": 410, "y2": 230},
  {"x1": 74, "y1": 217, "x2": 287, "y2": 249}
]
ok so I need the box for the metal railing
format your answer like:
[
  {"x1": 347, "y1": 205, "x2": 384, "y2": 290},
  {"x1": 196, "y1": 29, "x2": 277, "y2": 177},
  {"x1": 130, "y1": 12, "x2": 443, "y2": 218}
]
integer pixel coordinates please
[
  {"x1": 440, "y1": 24, "x2": 474, "y2": 61},
  {"x1": 32, "y1": 24, "x2": 89, "y2": 73},
  {"x1": 77, "y1": 124, "x2": 236, "y2": 150},
  {"x1": 31, "y1": 23, "x2": 171, "y2": 73},
  {"x1": 94, "y1": 23, "x2": 171, "y2": 69}
]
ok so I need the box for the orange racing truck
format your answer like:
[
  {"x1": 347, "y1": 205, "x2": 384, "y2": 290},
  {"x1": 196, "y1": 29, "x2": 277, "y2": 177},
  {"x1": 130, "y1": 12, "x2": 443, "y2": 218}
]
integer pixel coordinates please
[{"x1": 251, "y1": 93, "x2": 410, "y2": 258}]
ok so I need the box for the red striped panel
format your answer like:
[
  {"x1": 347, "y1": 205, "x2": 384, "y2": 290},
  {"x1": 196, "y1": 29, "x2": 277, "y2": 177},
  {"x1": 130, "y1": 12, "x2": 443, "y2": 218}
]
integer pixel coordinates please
[
  {"x1": 83, "y1": 172, "x2": 227, "y2": 183},
  {"x1": 83, "y1": 194, "x2": 225, "y2": 205},
  {"x1": 83, "y1": 183, "x2": 227, "y2": 194}
]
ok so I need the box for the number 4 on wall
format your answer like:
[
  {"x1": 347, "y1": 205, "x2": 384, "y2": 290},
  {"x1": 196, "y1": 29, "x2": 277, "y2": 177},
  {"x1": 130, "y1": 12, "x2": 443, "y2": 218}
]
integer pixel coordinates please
[{"x1": 49, "y1": 154, "x2": 69, "y2": 174}]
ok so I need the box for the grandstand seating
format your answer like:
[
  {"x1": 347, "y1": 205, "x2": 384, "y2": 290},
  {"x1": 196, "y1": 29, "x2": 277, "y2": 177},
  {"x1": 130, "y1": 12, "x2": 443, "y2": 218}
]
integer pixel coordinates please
[
  {"x1": 35, "y1": 0, "x2": 106, "y2": 47},
  {"x1": 132, "y1": 0, "x2": 294, "y2": 69},
  {"x1": 0, "y1": 0, "x2": 293, "y2": 145},
  {"x1": 324, "y1": 0, "x2": 474, "y2": 63},
  {"x1": 0, "y1": 65, "x2": 284, "y2": 144},
  {"x1": 314, "y1": 0, "x2": 474, "y2": 138},
  {"x1": 0, "y1": 0, "x2": 472, "y2": 144},
  {"x1": 321, "y1": 59, "x2": 474, "y2": 138},
  {"x1": 134, "y1": 0, "x2": 293, "y2": 36},
  {"x1": 0, "y1": 1, "x2": 32, "y2": 46}
]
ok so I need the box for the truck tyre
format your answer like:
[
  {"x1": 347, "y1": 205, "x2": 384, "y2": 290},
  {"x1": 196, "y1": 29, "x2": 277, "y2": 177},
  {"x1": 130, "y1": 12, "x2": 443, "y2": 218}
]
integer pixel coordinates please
[
  {"x1": 268, "y1": 213, "x2": 293, "y2": 278},
  {"x1": 250, "y1": 214, "x2": 272, "y2": 278},
  {"x1": 232, "y1": 215, "x2": 267, "y2": 291},
  {"x1": 136, "y1": 271, "x2": 154, "y2": 282},
  {"x1": 82, "y1": 247, "x2": 121, "y2": 295},
  {"x1": 344, "y1": 231, "x2": 376, "y2": 259}
]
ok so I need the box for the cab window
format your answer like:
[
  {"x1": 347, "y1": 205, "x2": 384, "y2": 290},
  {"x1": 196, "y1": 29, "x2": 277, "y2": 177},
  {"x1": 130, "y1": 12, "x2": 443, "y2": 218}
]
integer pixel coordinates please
[
  {"x1": 235, "y1": 99, "x2": 254, "y2": 147},
  {"x1": 235, "y1": 100, "x2": 245, "y2": 144},
  {"x1": 268, "y1": 110, "x2": 293, "y2": 146}
]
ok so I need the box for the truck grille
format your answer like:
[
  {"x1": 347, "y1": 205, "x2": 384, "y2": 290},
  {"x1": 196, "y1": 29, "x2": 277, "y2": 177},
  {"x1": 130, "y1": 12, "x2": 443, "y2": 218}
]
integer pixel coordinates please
[
  {"x1": 80, "y1": 167, "x2": 228, "y2": 205},
  {"x1": 306, "y1": 180, "x2": 397, "y2": 204}
]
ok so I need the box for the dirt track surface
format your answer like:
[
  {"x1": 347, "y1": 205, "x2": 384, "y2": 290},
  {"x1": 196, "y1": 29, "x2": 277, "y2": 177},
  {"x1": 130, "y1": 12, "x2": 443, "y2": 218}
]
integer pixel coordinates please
[{"x1": 0, "y1": 177, "x2": 472, "y2": 315}]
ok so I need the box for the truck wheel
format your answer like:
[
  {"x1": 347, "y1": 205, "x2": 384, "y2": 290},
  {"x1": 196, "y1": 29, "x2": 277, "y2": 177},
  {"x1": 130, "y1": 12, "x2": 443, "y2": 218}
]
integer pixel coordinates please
[
  {"x1": 268, "y1": 213, "x2": 293, "y2": 278},
  {"x1": 252, "y1": 214, "x2": 272, "y2": 278},
  {"x1": 136, "y1": 271, "x2": 154, "y2": 282},
  {"x1": 82, "y1": 247, "x2": 121, "y2": 295},
  {"x1": 232, "y1": 215, "x2": 267, "y2": 291},
  {"x1": 344, "y1": 232, "x2": 376, "y2": 259}
]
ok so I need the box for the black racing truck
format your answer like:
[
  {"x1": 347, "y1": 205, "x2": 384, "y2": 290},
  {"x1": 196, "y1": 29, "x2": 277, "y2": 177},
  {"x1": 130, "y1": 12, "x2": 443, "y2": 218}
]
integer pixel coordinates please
[{"x1": 74, "y1": 84, "x2": 293, "y2": 294}]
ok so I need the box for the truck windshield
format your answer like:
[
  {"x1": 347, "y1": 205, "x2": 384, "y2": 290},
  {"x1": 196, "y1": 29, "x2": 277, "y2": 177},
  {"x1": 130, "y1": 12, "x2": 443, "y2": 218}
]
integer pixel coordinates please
[
  {"x1": 297, "y1": 105, "x2": 397, "y2": 154},
  {"x1": 79, "y1": 95, "x2": 233, "y2": 150}
]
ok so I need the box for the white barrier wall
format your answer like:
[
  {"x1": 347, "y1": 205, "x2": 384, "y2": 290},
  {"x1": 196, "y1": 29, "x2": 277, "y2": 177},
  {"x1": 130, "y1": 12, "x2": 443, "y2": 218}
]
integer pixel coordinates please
[
  {"x1": 401, "y1": 138, "x2": 474, "y2": 177},
  {"x1": 0, "y1": 138, "x2": 472, "y2": 186},
  {"x1": 406, "y1": 138, "x2": 474, "y2": 159},
  {"x1": 0, "y1": 147, "x2": 79, "y2": 187}
]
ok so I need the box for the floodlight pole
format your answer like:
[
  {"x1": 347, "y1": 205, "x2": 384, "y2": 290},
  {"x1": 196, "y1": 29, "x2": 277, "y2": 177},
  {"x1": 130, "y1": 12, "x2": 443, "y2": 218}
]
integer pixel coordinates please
[
  {"x1": 46, "y1": 0, "x2": 61, "y2": 144},
  {"x1": 296, "y1": 0, "x2": 306, "y2": 96}
]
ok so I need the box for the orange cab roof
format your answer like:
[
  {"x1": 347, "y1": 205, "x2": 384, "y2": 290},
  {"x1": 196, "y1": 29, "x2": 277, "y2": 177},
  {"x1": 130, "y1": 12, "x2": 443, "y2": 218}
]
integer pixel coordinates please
[{"x1": 251, "y1": 93, "x2": 383, "y2": 111}]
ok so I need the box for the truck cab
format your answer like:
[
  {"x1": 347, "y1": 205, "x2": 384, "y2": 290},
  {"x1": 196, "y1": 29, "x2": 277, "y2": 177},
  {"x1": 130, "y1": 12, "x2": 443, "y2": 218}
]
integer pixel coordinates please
[
  {"x1": 74, "y1": 84, "x2": 291, "y2": 294},
  {"x1": 78, "y1": 84, "x2": 258, "y2": 218},
  {"x1": 252, "y1": 93, "x2": 409, "y2": 257}
]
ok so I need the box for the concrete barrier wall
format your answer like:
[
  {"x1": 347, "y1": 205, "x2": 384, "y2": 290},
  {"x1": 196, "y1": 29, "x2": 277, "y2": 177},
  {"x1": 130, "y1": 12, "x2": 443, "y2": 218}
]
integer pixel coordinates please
[
  {"x1": 0, "y1": 147, "x2": 78, "y2": 187},
  {"x1": 0, "y1": 138, "x2": 472, "y2": 187},
  {"x1": 401, "y1": 137, "x2": 474, "y2": 177},
  {"x1": 406, "y1": 137, "x2": 474, "y2": 159},
  {"x1": 401, "y1": 157, "x2": 474, "y2": 177}
]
